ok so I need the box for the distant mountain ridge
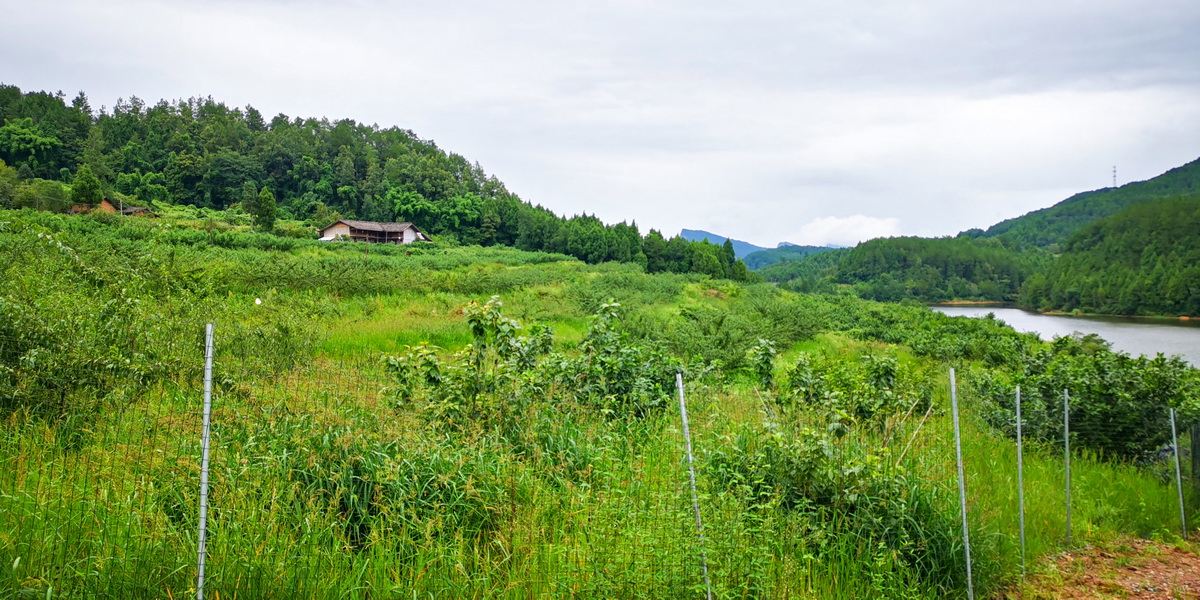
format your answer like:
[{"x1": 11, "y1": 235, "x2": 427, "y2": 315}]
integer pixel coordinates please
[
  {"x1": 679, "y1": 229, "x2": 772, "y2": 259},
  {"x1": 978, "y1": 157, "x2": 1200, "y2": 248},
  {"x1": 679, "y1": 229, "x2": 835, "y2": 266}
]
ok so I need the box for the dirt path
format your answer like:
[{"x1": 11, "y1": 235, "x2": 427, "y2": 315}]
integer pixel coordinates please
[{"x1": 1005, "y1": 538, "x2": 1200, "y2": 599}]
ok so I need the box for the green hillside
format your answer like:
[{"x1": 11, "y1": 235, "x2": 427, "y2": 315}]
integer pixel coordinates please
[
  {"x1": 0, "y1": 83, "x2": 750, "y2": 280},
  {"x1": 982, "y1": 157, "x2": 1200, "y2": 248},
  {"x1": 743, "y1": 244, "x2": 836, "y2": 269},
  {"x1": 834, "y1": 236, "x2": 1048, "y2": 302},
  {"x1": 757, "y1": 236, "x2": 1048, "y2": 303},
  {"x1": 756, "y1": 247, "x2": 847, "y2": 292},
  {"x1": 1020, "y1": 195, "x2": 1200, "y2": 315},
  {"x1": 756, "y1": 158, "x2": 1200, "y2": 311}
]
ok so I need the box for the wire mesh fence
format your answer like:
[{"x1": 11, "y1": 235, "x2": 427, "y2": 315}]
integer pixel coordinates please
[
  {"x1": 2, "y1": 324, "x2": 1198, "y2": 599},
  {"x1": 945, "y1": 375, "x2": 1200, "y2": 592},
  {"x1": 0, "y1": 323, "x2": 712, "y2": 599}
]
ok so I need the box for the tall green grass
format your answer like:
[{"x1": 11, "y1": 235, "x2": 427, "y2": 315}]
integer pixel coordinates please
[{"x1": 3, "y1": 208, "x2": 1196, "y2": 599}]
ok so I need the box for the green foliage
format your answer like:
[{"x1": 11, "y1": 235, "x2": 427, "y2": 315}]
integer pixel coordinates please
[
  {"x1": 1019, "y1": 195, "x2": 1200, "y2": 315},
  {"x1": 12, "y1": 178, "x2": 70, "y2": 212},
  {"x1": 706, "y1": 419, "x2": 964, "y2": 592},
  {"x1": 0, "y1": 211, "x2": 318, "y2": 419},
  {"x1": 748, "y1": 338, "x2": 777, "y2": 389},
  {"x1": 284, "y1": 428, "x2": 516, "y2": 552},
  {"x1": 254, "y1": 185, "x2": 277, "y2": 231},
  {"x1": 386, "y1": 298, "x2": 678, "y2": 425},
  {"x1": 560, "y1": 300, "x2": 683, "y2": 417},
  {"x1": 743, "y1": 244, "x2": 835, "y2": 270},
  {"x1": 0, "y1": 117, "x2": 63, "y2": 170},
  {"x1": 757, "y1": 247, "x2": 847, "y2": 293},
  {"x1": 783, "y1": 352, "x2": 932, "y2": 426},
  {"x1": 760, "y1": 234, "x2": 1051, "y2": 304},
  {"x1": 0, "y1": 158, "x2": 17, "y2": 207},
  {"x1": 2, "y1": 199, "x2": 1198, "y2": 599},
  {"x1": 814, "y1": 296, "x2": 1042, "y2": 368},
  {"x1": 974, "y1": 333, "x2": 1200, "y2": 460},
  {"x1": 661, "y1": 284, "x2": 821, "y2": 371},
  {"x1": 778, "y1": 236, "x2": 1049, "y2": 303},
  {"x1": 70, "y1": 163, "x2": 102, "y2": 206}
]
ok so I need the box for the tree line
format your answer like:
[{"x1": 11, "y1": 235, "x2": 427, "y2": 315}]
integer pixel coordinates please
[
  {"x1": 758, "y1": 236, "x2": 1048, "y2": 303},
  {"x1": 0, "y1": 84, "x2": 751, "y2": 280}
]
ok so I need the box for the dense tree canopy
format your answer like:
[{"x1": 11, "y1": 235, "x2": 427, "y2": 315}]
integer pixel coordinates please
[
  {"x1": 1019, "y1": 195, "x2": 1200, "y2": 315},
  {"x1": 758, "y1": 236, "x2": 1048, "y2": 303},
  {"x1": 0, "y1": 84, "x2": 751, "y2": 280}
]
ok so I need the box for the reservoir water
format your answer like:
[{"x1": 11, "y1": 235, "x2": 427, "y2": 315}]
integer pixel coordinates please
[{"x1": 929, "y1": 306, "x2": 1200, "y2": 367}]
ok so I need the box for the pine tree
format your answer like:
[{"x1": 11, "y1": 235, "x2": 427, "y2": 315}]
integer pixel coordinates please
[
  {"x1": 70, "y1": 163, "x2": 103, "y2": 207},
  {"x1": 255, "y1": 186, "x2": 276, "y2": 231}
]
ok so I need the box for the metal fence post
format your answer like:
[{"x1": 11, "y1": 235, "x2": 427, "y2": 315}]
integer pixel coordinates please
[
  {"x1": 675, "y1": 373, "x2": 713, "y2": 600},
  {"x1": 950, "y1": 368, "x2": 974, "y2": 600},
  {"x1": 1064, "y1": 389, "x2": 1071, "y2": 547},
  {"x1": 1171, "y1": 408, "x2": 1188, "y2": 540},
  {"x1": 197, "y1": 324, "x2": 215, "y2": 600},
  {"x1": 1016, "y1": 385, "x2": 1026, "y2": 577}
]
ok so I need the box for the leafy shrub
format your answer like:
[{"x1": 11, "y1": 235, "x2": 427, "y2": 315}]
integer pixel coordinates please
[
  {"x1": 783, "y1": 352, "x2": 933, "y2": 426},
  {"x1": 976, "y1": 333, "x2": 1198, "y2": 460},
  {"x1": 386, "y1": 298, "x2": 682, "y2": 426},
  {"x1": 706, "y1": 421, "x2": 964, "y2": 591}
]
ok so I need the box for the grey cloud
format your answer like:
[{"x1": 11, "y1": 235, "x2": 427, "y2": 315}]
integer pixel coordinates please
[{"x1": 2, "y1": 0, "x2": 1199, "y2": 247}]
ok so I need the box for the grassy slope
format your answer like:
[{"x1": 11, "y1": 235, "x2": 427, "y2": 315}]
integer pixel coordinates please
[{"x1": 0, "y1": 208, "x2": 1194, "y2": 599}]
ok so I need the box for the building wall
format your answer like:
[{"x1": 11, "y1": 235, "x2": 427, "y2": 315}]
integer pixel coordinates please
[{"x1": 324, "y1": 223, "x2": 352, "y2": 239}]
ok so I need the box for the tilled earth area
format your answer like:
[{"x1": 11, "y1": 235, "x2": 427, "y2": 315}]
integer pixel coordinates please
[{"x1": 1006, "y1": 538, "x2": 1200, "y2": 599}]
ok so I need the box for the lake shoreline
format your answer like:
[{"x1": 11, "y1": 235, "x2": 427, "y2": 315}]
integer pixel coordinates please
[
  {"x1": 929, "y1": 305, "x2": 1200, "y2": 366},
  {"x1": 929, "y1": 302, "x2": 1194, "y2": 321}
]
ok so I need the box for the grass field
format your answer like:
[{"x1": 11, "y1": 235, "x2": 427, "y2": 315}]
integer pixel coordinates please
[{"x1": 1, "y1": 208, "x2": 1196, "y2": 599}]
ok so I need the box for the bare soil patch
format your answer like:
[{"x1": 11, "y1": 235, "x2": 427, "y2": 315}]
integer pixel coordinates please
[{"x1": 1004, "y1": 538, "x2": 1200, "y2": 599}]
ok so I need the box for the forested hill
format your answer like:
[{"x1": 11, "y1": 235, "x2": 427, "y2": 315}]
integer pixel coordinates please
[
  {"x1": 759, "y1": 236, "x2": 1048, "y2": 303},
  {"x1": 1020, "y1": 195, "x2": 1200, "y2": 315},
  {"x1": 719, "y1": 155, "x2": 1200, "y2": 311},
  {"x1": 0, "y1": 84, "x2": 751, "y2": 280},
  {"x1": 743, "y1": 244, "x2": 836, "y2": 270},
  {"x1": 979, "y1": 157, "x2": 1200, "y2": 248}
]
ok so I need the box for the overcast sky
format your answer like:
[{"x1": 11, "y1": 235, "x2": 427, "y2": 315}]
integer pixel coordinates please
[{"x1": 3, "y1": 0, "x2": 1199, "y2": 247}]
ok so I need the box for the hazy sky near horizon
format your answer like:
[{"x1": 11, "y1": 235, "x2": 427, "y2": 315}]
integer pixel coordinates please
[{"x1": 4, "y1": 0, "x2": 1199, "y2": 247}]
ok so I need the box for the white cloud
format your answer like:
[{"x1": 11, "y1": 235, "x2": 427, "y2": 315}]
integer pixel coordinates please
[{"x1": 789, "y1": 215, "x2": 901, "y2": 247}]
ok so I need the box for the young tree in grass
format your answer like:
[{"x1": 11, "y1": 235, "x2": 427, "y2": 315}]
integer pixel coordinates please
[
  {"x1": 255, "y1": 185, "x2": 277, "y2": 231},
  {"x1": 240, "y1": 181, "x2": 259, "y2": 219},
  {"x1": 0, "y1": 159, "x2": 17, "y2": 207}
]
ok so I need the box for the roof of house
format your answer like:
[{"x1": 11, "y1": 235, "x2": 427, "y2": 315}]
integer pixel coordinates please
[{"x1": 324, "y1": 219, "x2": 421, "y2": 233}]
